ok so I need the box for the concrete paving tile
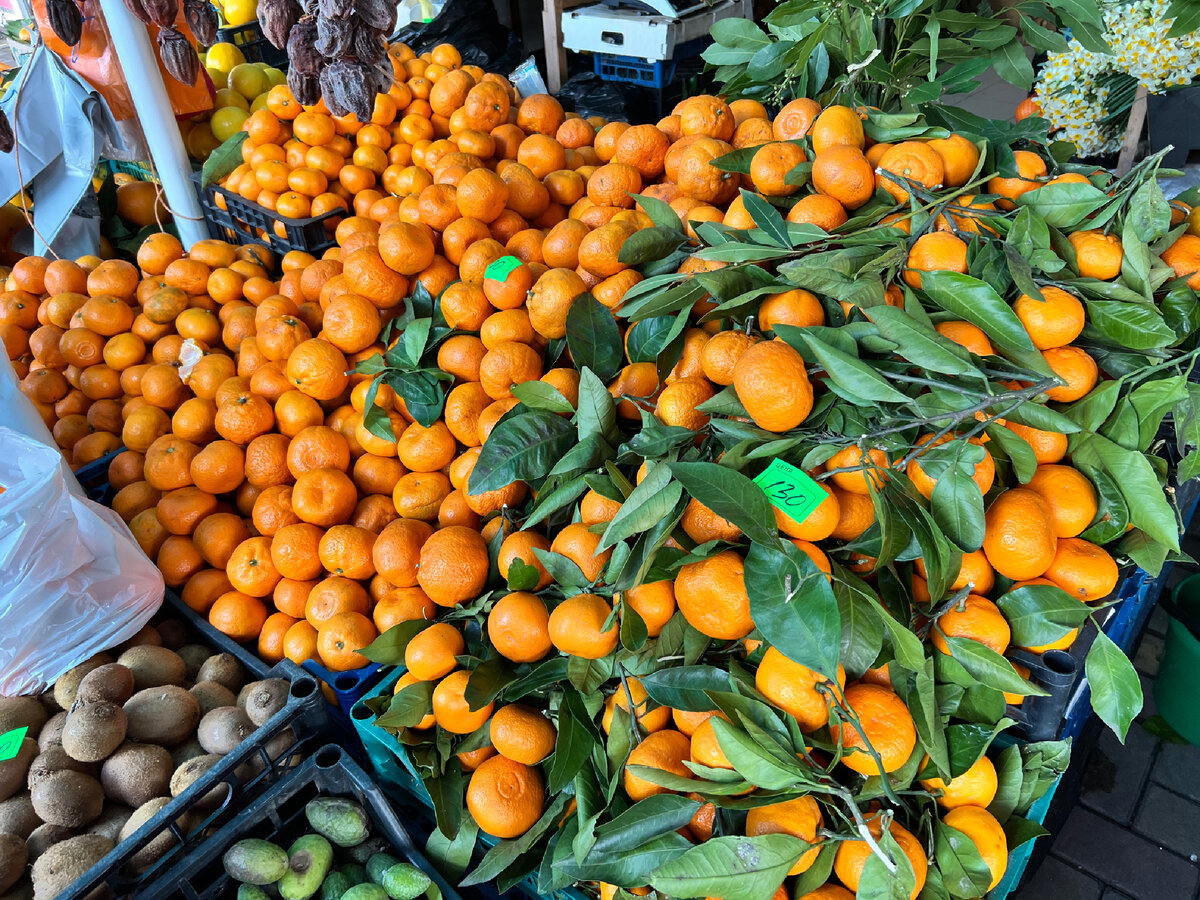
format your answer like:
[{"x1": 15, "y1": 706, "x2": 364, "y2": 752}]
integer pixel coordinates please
[
  {"x1": 1133, "y1": 784, "x2": 1200, "y2": 861},
  {"x1": 1081, "y1": 724, "x2": 1159, "y2": 825}
]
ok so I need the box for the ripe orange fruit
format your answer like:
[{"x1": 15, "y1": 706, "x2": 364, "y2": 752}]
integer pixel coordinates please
[
  {"x1": 618, "y1": 581, "x2": 676, "y2": 638},
  {"x1": 834, "y1": 815, "x2": 928, "y2": 900},
  {"x1": 756, "y1": 647, "x2": 846, "y2": 732},
  {"x1": 490, "y1": 703, "x2": 557, "y2": 764},
  {"x1": 466, "y1": 754, "x2": 545, "y2": 839},
  {"x1": 732, "y1": 340, "x2": 813, "y2": 432},
  {"x1": 624, "y1": 729, "x2": 692, "y2": 801},
  {"x1": 988, "y1": 150, "x2": 1046, "y2": 209},
  {"x1": 674, "y1": 550, "x2": 753, "y2": 640},
  {"x1": 983, "y1": 488, "x2": 1058, "y2": 580},
  {"x1": 417, "y1": 525, "x2": 489, "y2": 606},
  {"x1": 811, "y1": 146, "x2": 875, "y2": 209},
  {"x1": 831, "y1": 683, "x2": 917, "y2": 776},
  {"x1": 1042, "y1": 345, "x2": 1098, "y2": 402},
  {"x1": 1068, "y1": 230, "x2": 1123, "y2": 280},
  {"x1": 405, "y1": 622, "x2": 466, "y2": 681},
  {"x1": 1043, "y1": 537, "x2": 1118, "y2": 601},
  {"x1": 601, "y1": 676, "x2": 670, "y2": 734},
  {"x1": 942, "y1": 806, "x2": 1007, "y2": 890},
  {"x1": 547, "y1": 593, "x2": 619, "y2": 659},
  {"x1": 316, "y1": 611, "x2": 377, "y2": 671},
  {"x1": 876, "y1": 142, "x2": 945, "y2": 203},
  {"x1": 745, "y1": 796, "x2": 824, "y2": 875},
  {"x1": 1013, "y1": 287, "x2": 1085, "y2": 349},
  {"x1": 920, "y1": 753, "x2": 998, "y2": 809},
  {"x1": 1026, "y1": 465, "x2": 1098, "y2": 538},
  {"x1": 487, "y1": 590, "x2": 553, "y2": 663},
  {"x1": 931, "y1": 594, "x2": 1011, "y2": 655},
  {"x1": 903, "y1": 231, "x2": 967, "y2": 289},
  {"x1": 432, "y1": 668, "x2": 494, "y2": 734}
]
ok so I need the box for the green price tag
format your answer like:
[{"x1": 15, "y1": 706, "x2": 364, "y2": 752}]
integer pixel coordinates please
[
  {"x1": 0, "y1": 726, "x2": 27, "y2": 761},
  {"x1": 484, "y1": 255, "x2": 522, "y2": 282},
  {"x1": 754, "y1": 458, "x2": 827, "y2": 523}
]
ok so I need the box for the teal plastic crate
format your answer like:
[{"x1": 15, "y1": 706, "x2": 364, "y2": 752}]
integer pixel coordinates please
[
  {"x1": 350, "y1": 670, "x2": 589, "y2": 900},
  {"x1": 989, "y1": 769, "x2": 1063, "y2": 899}
]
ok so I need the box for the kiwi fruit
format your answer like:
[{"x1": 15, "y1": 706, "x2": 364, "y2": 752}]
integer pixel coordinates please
[
  {"x1": 0, "y1": 741, "x2": 37, "y2": 803},
  {"x1": 86, "y1": 804, "x2": 132, "y2": 844},
  {"x1": 123, "y1": 686, "x2": 200, "y2": 747},
  {"x1": 189, "y1": 682, "x2": 237, "y2": 717},
  {"x1": 169, "y1": 755, "x2": 229, "y2": 810},
  {"x1": 169, "y1": 738, "x2": 205, "y2": 769},
  {"x1": 243, "y1": 679, "x2": 290, "y2": 727},
  {"x1": 74, "y1": 666, "x2": 135, "y2": 707},
  {"x1": 176, "y1": 646, "x2": 212, "y2": 683},
  {"x1": 27, "y1": 747, "x2": 97, "y2": 792},
  {"x1": 196, "y1": 654, "x2": 245, "y2": 693},
  {"x1": 114, "y1": 647, "x2": 185, "y2": 692},
  {"x1": 51, "y1": 655, "x2": 111, "y2": 711},
  {"x1": 29, "y1": 771, "x2": 103, "y2": 829},
  {"x1": 60, "y1": 704, "x2": 127, "y2": 764},
  {"x1": 0, "y1": 833, "x2": 25, "y2": 893},
  {"x1": 99, "y1": 743, "x2": 173, "y2": 809},
  {"x1": 197, "y1": 708, "x2": 256, "y2": 755},
  {"x1": 0, "y1": 701, "x2": 47, "y2": 744},
  {"x1": 155, "y1": 619, "x2": 189, "y2": 651},
  {"x1": 24, "y1": 824, "x2": 73, "y2": 863},
  {"x1": 38, "y1": 690, "x2": 60, "y2": 715},
  {"x1": 118, "y1": 798, "x2": 196, "y2": 873},
  {"x1": 243, "y1": 728, "x2": 297, "y2": 776},
  {"x1": 30, "y1": 833, "x2": 112, "y2": 898},
  {"x1": 0, "y1": 794, "x2": 38, "y2": 840},
  {"x1": 35, "y1": 714, "x2": 66, "y2": 753},
  {"x1": 116, "y1": 624, "x2": 161, "y2": 651}
]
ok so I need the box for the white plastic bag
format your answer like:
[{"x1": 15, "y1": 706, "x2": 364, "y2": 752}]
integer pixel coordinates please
[{"x1": 0, "y1": 422, "x2": 163, "y2": 695}]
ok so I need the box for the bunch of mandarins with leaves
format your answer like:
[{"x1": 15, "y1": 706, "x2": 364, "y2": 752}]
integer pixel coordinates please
[{"x1": 2, "y1": 36, "x2": 1200, "y2": 900}]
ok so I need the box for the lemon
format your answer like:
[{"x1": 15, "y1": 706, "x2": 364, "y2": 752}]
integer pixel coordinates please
[
  {"x1": 186, "y1": 122, "x2": 222, "y2": 159},
  {"x1": 263, "y1": 67, "x2": 287, "y2": 87},
  {"x1": 215, "y1": 87, "x2": 250, "y2": 111},
  {"x1": 222, "y1": 0, "x2": 256, "y2": 26},
  {"x1": 250, "y1": 93, "x2": 270, "y2": 112},
  {"x1": 206, "y1": 42, "x2": 245, "y2": 74},
  {"x1": 229, "y1": 63, "x2": 268, "y2": 101},
  {"x1": 211, "y1": 107, "x2": 249, "y2": 142},
  {"x1": 205, "y1": 65, "x2": 228, "y2": 89},
  {"x1": 1187, "y1": 206, "x2": 1200, "y2": 238}
]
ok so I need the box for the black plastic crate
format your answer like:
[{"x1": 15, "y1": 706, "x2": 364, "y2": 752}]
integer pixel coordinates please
[
  {"x1": 59, "y1": 662, "x2": 326, "y2": 899},
  {"x1": 73, "y1": 445, "x2": 123, "y2": 504},
  {"x1": 216, "y1": 21, "x2": 288, "y2": 68},
  {"x1": 194, "y1": 172, "x2": 339, "y2": 256},
  {"x1": 142, "y1": 745, "x2": 470, "y2": 900}
]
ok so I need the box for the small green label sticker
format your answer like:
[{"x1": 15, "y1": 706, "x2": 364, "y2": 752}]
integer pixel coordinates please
[
  {"x1": 0, "y1": 727, "x2": 27, "y2": 761},
  {"x1": 754, "y1": 458, "x2": 827, "y2": 523},
  {"x1": 484, "y1": 255, "x2": 522, "y2": 282}
]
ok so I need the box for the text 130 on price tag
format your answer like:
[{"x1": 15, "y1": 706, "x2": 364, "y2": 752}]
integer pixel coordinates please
[
  {"x1": 753, "y1": 459, "x2": 827, "y2": 523},
  {"x1": 484, "y1": 255, "x2": 523, "y2": 282}
]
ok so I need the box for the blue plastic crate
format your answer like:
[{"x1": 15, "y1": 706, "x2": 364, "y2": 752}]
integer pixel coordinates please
[{"x1": 592, "y1": 34, "x2": 710, "y2": 89}]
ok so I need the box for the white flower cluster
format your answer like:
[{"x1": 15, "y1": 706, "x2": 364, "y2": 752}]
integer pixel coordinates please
[{"x1": 1032, "y1": 0, "x2": 1200, "y2": 155}]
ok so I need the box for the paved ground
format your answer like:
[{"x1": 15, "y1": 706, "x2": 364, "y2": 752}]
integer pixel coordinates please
[{"x1": 1014, "y1": 548, "x2": 1200, "y2": 900}]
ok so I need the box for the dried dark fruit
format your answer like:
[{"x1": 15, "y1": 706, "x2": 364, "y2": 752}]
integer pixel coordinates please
[
  {"x1": 47, "y1": 0, "x2": 83, "y2": 46},
  {"x1": 287, "y1": 19, "x2": 322, "y2": 74},
  {"x1": 158, "y1": 27, "x2": 200, "y2": 85},
  {"x1": 258, "y1": 0, "x2": 301, "y2": 49},
  {"x1": 183, "y1": 0, "x2": 218, "y2": 45},
  {"x1": 0, "y1": 111, "x2": 14, "y2": 154},
  {"x1": 317, "y1": 0, "x2": 353, "y2": 20},
  {"x1": 353, "y1": 26, "x2": 387, "y2": 65},
  {"x1": 287, "y1": 68, "x2": 321, "y2": 106},
  {"x1": 369, "y1": 57, "x2": 393, "y2": 95},
  {"x1": 121, "y1": 0, "x2": 153, "y2": 24},
  {"x1": 355, "y1": 0, "x2": 397, "y2": 34},
  {"x1": 314, "y1": 15, "x2": 354, "y2": 58},
  {"x1": 320, "y1": 58, "x2": 373, "y2": 121},
  {"x1": 141, "y1": 0, "x2": 179, "y2": 28}
]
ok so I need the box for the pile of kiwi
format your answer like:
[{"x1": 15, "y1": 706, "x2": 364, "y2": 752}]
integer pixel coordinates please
[{"x1": 0, "y1": 618, "x2": 297, "y2": 900}]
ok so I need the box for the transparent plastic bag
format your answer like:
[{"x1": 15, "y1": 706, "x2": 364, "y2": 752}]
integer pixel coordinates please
[{"x1": 0, "y1": 421, "x2": 163, "y2": 696}]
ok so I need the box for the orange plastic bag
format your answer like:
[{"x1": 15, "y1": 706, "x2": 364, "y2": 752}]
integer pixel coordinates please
[{"x1": 32, "y1": 0, "x2": 213, "y2": 121}]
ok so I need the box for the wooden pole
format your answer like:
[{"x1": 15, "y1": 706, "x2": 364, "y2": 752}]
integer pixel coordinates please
[{"x1": 1117, "y1": 84, "x2": 1149, "y2": 177}]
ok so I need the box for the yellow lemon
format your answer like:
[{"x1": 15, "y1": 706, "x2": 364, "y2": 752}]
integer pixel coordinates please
[
  {"x1": 211, "y1": 107, "x2": 249, "y2": 142},
  {"x1": 250, "y1": 93, "x2": 270, "y2": 112},
  {"x1": 228, "y1": 62, "x2": 268, "y2": 101},
  {"x1": 263, "y1": 67, "x2": 287, "y2": 87},
  {"x1": 186, "y1": 122, "x2": 222, "y2": 159},
  {"x1": 1187, "y1": 206, "x2": 1200, "y2": 238},
  {"x1": 205, "y1": 41, "x2": 245, "y2": 74},
  {"x1": 205, "y1": 65, "x2": 228, "y2": 89},
  {"x1": 222, "y1": 0, "x2": 256, "y2": 26},
  {"x1": 215, "y1": 87, "x2": 249, "y2": 111}
]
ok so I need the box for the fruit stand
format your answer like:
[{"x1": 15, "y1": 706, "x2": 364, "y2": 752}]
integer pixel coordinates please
[{"x1": 3, "y1": 0, "x2": 1200, "y2": 897}]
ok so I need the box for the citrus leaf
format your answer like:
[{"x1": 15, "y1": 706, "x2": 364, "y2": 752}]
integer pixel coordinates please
[
  {"x1": 469, "y1": 408, "x2": 576, "y2": 494},
  {"x1": 511, "y1": 380, "x2": 575, "y2": 414},
  {"x1": 710, "y1": 717, "x2": 808, "y2": 791},
  {"x1": 942, "y1": 636, "x2": 1048, "y2": 695},
  {"x1": 639, "y1": 665, "x2": 734, "y2": 710},
  {"x1": 591, "y1": 795, "x2": 700, "y2": 855},
  {"x1": 1086, "y1": 630, "x2": 1143, "y2": 741},
  {"x1": 931, "y1": 471, "x2": 986, "y2": 551},
  {"x1": 996, "y1": 584, "x2": 1091, "y2": 646},
  {"x1": 202, "y1": 131, "x2": 248, "y2": 187},
  {"x1": 935, "y1": 821, "x2": 994, "y2": 898},
  {"x1": 920, "y1": 271, "x2": 1036, "y2": 354},
  {"x1": 566, "y1": 294, "x2": 622, "y2": 382},
  {"x1": 649, "y1": 835, "x2": 810, "y2": 900},
  {"x1": 775, "y1": 326, "x2": 911, "y2": 403},
  {"x1": 599, "y1": 461, "x2": 683, "y2": 551},
  {"x1": 867, "y1": 305, "x2": 977, "y2": 376},
  {"x1": 668, "y1": 461, "x2": 780, "y2": 549}
]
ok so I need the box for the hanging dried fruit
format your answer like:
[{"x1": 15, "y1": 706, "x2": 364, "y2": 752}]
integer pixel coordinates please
[
  {"x1": 46, "y1": 0, "x2": 83, "y2": 46},
  {"x1": 183, "y1": 0, "x2": 218, "y2": 45},
  {"x1": 287, "y1": 19, "x2": 322, "y2": 74},
  {"x1": 142, "y1": 0, "x2": 180, "y2": 28},
  {"x1": 258, "y1": 0, "x2": 302, "y2": 49},
  {"x1": 158, "y1": 27, "x2": 200, "y2": 84}
]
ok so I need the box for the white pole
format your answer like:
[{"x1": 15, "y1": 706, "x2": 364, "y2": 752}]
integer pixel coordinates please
[{"x1": 93, "y1": 0, "x2": 208, "y2": 249}]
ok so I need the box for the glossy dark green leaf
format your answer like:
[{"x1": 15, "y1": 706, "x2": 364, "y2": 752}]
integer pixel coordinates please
[
  {"x1": 931, "y1": 472, "x2": 986, "y2": 552},
  {"x1": 548, "y1": 688, "x2": 598, "y2": 793},
  {"x1": 640, "y1": 665, "x2": 734, "y2": 711},
  {"x1": 511, "y1": 380, "x2": 575, "y2": 413},
  {"x1": 943, "y1": 636, "x2": 1048, "y2": 695},
  {"x1": 620, "y1": 227, "x2": 690, "y2": 266},
  {"x1": 996, "y1": 584, "x2": 1092, "y2": 646},
  {"x1": 361, "y1": 618, "x2": 432, "y2": 665},
  {"x1": 465, "y1": 657, "x2": 519, "y2": 711},
  {"x1": 592, "y1": 795, "x2": 701, "y2": 855},
  {"x1": 1016, "y1": 181, "x2": 1108, "y2": 228},
  {"x1": 776, "y1": 326, "x2": 910, "y2": 403},
  {"x1": 625, "y1": 316, "x2": 678, "y2": 364},
  {"x1": 710, "y1": 717, "x2": 808, "y2": 790},
  {"x1": 668, "y1": 461, "x2": 780, "y2": 548},
  {"x1": 460, "y1": 794, "x2": 571, "y2": 886},
  {"x1": 373, "y1": 678, "x2": 434, "y2": 729},
  {"x1": 600, "y1": 462, "x2": 683, "y2": 551},
  {"x1": 469, "y1": 408, "x2": 576, "y2": 494},
  {"x1": 868, "y1": 306, "x2": 977, "y2": 376},
  {"x1": 744, "y1": 541, "x2": 841, "y2": 679},
  {"x1": 1085, "y1": 300, "x2": 1175, "y2": 350},
  {"x1": 920, "y1": 271, "x2": 1035, "y2": 354},
  {"x1": 935, "y1": 821, "x2": 994, "y2": 898},
  {"x1": 567, "y1": 294, "x2": 623, "y2": 382},
  {"x1": 739, "y1": 190, "x2": 791, "y2": 247}
]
